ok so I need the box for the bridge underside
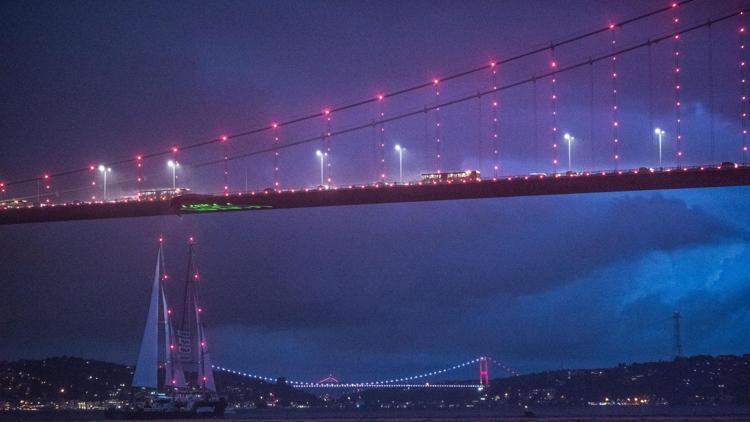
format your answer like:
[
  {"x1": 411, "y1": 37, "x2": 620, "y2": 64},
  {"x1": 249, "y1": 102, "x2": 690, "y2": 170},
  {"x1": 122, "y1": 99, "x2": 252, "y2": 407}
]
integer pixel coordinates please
[{"x1": 1, "y1": 167, "x2": 749, "y2": 225}]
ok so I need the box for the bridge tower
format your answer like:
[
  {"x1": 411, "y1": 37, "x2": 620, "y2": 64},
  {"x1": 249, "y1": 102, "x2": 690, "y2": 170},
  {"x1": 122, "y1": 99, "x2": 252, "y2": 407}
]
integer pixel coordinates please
[
  {"x1": 479, "y1": 356, "x2": 489, "y2": 385},
  {"x1": 672, "y1": 311, "x2": 683, "y2": 359}
]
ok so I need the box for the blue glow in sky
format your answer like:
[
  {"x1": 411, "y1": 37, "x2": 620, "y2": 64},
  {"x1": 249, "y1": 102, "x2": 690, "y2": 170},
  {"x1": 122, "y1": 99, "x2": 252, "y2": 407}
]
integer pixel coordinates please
[{"x1": 1, "y1": 0, "x2": 749, "y2": 382}]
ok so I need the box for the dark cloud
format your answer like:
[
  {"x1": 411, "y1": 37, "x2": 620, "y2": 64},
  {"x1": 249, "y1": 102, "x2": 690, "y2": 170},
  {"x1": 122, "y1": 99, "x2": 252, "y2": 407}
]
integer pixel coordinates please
[
  {"x1": 2, "y1": 0, "x2": 750, "y2": 381},
  {"x1": 0, "y1": 192, "x2": 743, "y2": 375}
]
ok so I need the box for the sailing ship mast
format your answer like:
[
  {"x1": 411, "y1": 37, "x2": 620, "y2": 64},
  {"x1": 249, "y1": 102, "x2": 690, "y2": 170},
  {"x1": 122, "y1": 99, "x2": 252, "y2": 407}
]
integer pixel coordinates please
[
  {"x1": 132, "y1": 238, "x2": 185, "y2": 390},
  {"x1": 177, "y1": 237, "x2": 216, "y2": 392}
]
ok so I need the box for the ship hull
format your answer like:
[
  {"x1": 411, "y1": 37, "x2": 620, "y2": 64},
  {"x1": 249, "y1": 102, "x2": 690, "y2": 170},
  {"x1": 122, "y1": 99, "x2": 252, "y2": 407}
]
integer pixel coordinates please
[{"x1": 104, "y1": 400, "x2": 226, "y2": 419}]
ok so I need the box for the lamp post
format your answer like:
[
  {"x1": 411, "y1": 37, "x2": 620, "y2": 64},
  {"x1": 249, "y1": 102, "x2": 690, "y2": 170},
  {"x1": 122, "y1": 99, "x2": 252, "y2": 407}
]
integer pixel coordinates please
[
  {"x1": 654, "y1": 128, "x2": 666, "y2": 168},
  {"x1": 167, "y1": 160, "x2": 179, "y2": 190},
  {"x1": 315, "y1": 150, "x2": 327, "y2": 187},
  {"x1": 98, "y1": 165, "x2": 111, "y2": 200},
  {"x1": 563, "y1": 133, "x2": 574, "y2": 172},
  {"x1": 394, "y1": 144, "x2": 405, "y2": 183}
]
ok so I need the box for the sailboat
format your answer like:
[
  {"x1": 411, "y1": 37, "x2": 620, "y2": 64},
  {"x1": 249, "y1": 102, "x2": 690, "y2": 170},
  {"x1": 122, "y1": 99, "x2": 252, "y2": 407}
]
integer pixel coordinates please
[{"x1": 106, "y1": 237, "x2": 226, "y2": 419}]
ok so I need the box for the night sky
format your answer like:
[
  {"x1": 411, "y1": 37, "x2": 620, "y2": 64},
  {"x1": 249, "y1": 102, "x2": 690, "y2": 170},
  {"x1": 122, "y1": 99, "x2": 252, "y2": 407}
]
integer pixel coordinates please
[{"x1": 2, "y1": 0, "x2": 750, "y2": 383}]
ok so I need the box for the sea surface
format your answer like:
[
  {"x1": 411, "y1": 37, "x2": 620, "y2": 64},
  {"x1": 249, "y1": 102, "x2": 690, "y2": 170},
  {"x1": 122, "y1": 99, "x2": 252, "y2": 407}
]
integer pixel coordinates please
[{"x1": 3, "y1": 406, "x2": 750, "y2": 421}]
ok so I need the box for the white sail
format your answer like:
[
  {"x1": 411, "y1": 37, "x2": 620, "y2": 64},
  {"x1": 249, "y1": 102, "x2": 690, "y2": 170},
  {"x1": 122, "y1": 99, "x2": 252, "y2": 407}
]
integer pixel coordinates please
[
  {"x1": 161, "y1": 285, "x2": 186, "y2": 389},
  {"x1": 197, "y1": 318, "x2": 216, "y2": 391},
  {"x1": 132, "y1": 247, "x2": 162, "y2": 388}
]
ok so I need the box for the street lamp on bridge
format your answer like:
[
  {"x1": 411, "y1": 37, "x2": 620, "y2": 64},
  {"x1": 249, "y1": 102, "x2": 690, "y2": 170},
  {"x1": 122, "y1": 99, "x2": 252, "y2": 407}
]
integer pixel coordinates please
[
  {"x1": 394, "y1": 144, "x2": 405, "y2": 183},
  {"x1": 654, "y1": 128, "x2": 666, "y2": 168},
  {"x1": 563, "y1": 133, "x2": 575, "y2": 172},
  {"x1": 167, "y1": 160, "x2": 180, "y2": 190},
  {"x1": 315, "y1": 150, "x2": 327, "y2": 187},
  {"x1": 97, "y1": 165, "x2": 111, "y2": 201}
]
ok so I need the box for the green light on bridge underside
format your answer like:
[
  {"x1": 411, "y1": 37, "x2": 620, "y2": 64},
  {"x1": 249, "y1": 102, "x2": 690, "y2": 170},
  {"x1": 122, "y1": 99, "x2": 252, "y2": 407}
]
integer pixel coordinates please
[{"x1": 181, "y1": 203, "x2": 272, "y2": 212}]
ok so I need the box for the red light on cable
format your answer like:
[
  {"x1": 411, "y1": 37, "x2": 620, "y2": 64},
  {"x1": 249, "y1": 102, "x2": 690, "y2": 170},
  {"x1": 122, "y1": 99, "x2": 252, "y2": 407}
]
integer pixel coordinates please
[
  {"x1": 323, "y1": 109, "x2": 331, "y2": 115},
  {"x1": 220, "y1": 135, "x2": 228, "y2": 142},
  {"x1": 432, "y1": 78, "x2": 439, "y2": 85},
  {"x1": 377, "y1": 94, "x2": 384, "y2": 101},
  {"x1": 272, "y1": 123, "x2": 278, "y2": 129},
  {"x1": 171, "y1": 146, "x2": 178, "y2": 153},
  {"x1": 609, "y1": 23, "x2": 615, "y2": 29}
]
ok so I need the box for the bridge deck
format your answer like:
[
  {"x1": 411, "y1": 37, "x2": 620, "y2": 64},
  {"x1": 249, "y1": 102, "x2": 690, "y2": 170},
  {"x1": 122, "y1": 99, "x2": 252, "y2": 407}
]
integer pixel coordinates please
[{"x1": 1, "y1": 166, "x2": 748, "y2": 225}]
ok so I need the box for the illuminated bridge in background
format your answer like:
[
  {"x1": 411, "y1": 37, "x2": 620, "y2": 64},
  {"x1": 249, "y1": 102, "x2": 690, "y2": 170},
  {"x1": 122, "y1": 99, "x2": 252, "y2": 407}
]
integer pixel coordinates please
[
  {"x1": 212, "y1": 356, "x2": 513, "y2": 389},
  {"x1": 1, "y1": 2, "x2": 750, "y2": 224}
]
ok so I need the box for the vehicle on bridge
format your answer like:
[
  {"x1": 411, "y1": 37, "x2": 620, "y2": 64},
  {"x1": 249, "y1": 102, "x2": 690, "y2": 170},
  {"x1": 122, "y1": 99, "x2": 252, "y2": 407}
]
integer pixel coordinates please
[
  {"x1": 420, "y1": 170, "x2": 481, "y2": 183},
  {"x1": 137, "y1": 187, "x2": 191, "y2": 201},
  {"x1": 0, "y1": 199, "x2": 29, "y2": 209}
]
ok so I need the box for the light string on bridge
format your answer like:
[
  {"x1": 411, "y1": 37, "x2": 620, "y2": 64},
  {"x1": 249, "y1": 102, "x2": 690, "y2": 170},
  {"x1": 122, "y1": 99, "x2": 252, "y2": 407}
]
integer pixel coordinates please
[
  {"x1": 135, "y1": 155, "x2": 143, "y2": 194},
  {"x1": 490, "y1": 62, "x2": 500, "y2": 177},
  {"x1": 588, "y1": 59, "x2": 595, "y2": 169},
  {"x1": 550, "y1": 48, "x2": 559, "y2": 173},
  {"x1": 533, "y1": 78, "x2": 539, "y2": 170},
  {"x1": 212, "y1": 357, "x2": 483, "y2": 387},
  {"x1": 324, "y1": 109, "x2": 333, "y2": 185},
  {"x1": 709, "y1": 23, "x2": 715, "y2": 162},
  {"x1": 740, "y1": 17, "x2": 748, "y2": 164},
  {"x1": 41, "y1": 173, "x2": 52, "y2": 204},
  {"x1": 648, "y1": 40, "x2": 655, "y2": 166},
  {"x1": 674, "y1": 3, "x2": 684, "y2": 167},
  {"x1": 220, "y1": 135, "x2": 229, "y2": 195},
  {"x1": 377, "y1": 94, "x2": 386, "y2": 182},
  {"x1": 88, "y1": 165, "x2": 97, "y2": 201},
  {"x1": 185, "y1": 9, "x2": 747, "y2": 176},
  {"x1": 488, "y1": 357, "x2": 520, "y2": 377},
  {"x1": 0, "y1": 0, "x2": 699, "y2": 190},
  {"x1": 610, "y1": 23, "x2": 621, "y2": 170},
  {"x1": 272, "y1": 123, "x2": 281, "y2": 189},
  {"x1": 433, "y1": 79, "x2": 442, "y2": 173}
]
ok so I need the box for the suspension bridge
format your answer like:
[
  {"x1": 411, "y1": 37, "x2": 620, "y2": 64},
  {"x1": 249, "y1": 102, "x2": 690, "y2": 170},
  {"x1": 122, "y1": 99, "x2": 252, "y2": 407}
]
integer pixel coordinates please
[
  {"x1": 212, "y1": 356, "x2": 515, "y2": 390},
  {"x1": 2, "y1": 1, "x2": 749, "y2": 224}
]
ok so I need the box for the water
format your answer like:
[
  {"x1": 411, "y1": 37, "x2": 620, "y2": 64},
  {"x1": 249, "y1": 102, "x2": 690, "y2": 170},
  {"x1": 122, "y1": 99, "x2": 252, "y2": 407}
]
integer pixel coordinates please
[{"x1": 3, "y1": 406, "x2": 750, "y2": 421}]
